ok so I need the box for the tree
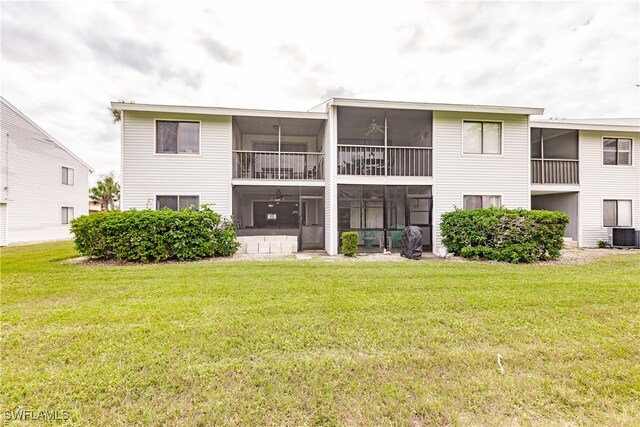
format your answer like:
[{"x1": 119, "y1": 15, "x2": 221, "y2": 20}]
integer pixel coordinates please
[
  {"x1": 110, "y1": 107, "x2": 121, "y2": 123},
  {"x1": 90, "y1": 173, "x2": 120, "y2": 211},
  {"x1": 109, "y1": 100, "x2": 134, "y2": 123}
]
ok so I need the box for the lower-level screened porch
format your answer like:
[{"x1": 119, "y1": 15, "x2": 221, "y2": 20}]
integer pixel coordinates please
[
  {"x1": 232, "y1": 185, "x2": 325, "y2": 251},
  {"x1": 337, "y1": 185, "x2": 432, "y2": 253}
]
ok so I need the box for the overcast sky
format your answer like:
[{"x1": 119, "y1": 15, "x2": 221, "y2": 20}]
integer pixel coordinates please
[{"x1": 2, "y1": 0, "x2": 639, "y2": 183}]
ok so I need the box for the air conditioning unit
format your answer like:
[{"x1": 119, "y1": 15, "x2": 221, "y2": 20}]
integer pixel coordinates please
[{"x1": 611, "y1": 228, "x2": 639, "y2": 248}]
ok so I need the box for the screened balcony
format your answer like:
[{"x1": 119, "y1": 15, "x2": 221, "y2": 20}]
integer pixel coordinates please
[
  {"x1": 337, "y1": 107, "x2": 432, "y2": 177},
  {"x1": 232, "y1": 117, "x2": 325, "y2": 180},
  {"x1": 531, "y1": 128, "x2": 579, "y2": 184}
]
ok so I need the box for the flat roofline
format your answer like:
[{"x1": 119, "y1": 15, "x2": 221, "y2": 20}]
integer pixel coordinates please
[
  {"x1": 324, "y1": 97, "x2": 545, "y2": 115},
  {"x1": 111, "y1": 102, "x2": 328, "y2": 120},
  {"x1": 112, "y1": 98, "x2": 546, "y2": 117},
  {"x1": 531, "y1": 120, "x2": 640, "y2": 132}
]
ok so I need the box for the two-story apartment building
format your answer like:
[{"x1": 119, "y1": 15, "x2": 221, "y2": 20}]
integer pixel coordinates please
[
  {"x1": 0, "y1": 97, "x2": 93, "y2": 246},
  {"x1": 113, "y1": 98, "x2": 639, "y2": 255}
]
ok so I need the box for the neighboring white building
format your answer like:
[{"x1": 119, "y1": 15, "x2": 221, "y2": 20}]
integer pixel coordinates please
[
  {"x1": 530, "y1": 118, "x2": 640, "y2": 248},
  {"x1": 0, "y1": 97, "x2": 93, "y2": 246},
  {"x1": 113, "y1": 98, "x2": 639, "y2": 255}
]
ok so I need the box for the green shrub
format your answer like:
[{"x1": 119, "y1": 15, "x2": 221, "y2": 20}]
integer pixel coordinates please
[
  {"x1": 70, "y1": 206, "x2": 239, "y2": 262},
  {"x1": 440, "y1": 207, "x2": 569, "y2": 263},
  {"x1": 597, "y1": 240, "x2": 610, "y2": 249},
  {"x1": 340, "y1": 232, "x2": 359, "y2": 257}
]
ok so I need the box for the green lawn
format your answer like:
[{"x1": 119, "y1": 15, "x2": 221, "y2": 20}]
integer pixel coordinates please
[{"x1": 1, "y1": 241, "x2": 639, "y2": 426}]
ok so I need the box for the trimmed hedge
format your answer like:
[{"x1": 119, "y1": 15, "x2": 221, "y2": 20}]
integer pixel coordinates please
[
  {"x1": 70, "y1": 206, "x2": 239, "y2": 262},
  {"x1": 340, "y1": 232, "x2": 359, "y2": 257},
  {"x1": 440, "y1": 207, "x2": 569, "y2": 263}
]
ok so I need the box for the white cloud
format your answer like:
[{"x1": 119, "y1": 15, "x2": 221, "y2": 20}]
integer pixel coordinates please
[{"x1": 1, "y1": 0, "x2": 638, "y2": 183}]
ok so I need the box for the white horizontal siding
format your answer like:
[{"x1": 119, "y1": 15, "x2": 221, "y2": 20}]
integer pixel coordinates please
[
  {"x1": 324, "y1": 107, "x2": 338, "y2": 255},
  {"x1": 432, "y1": 111, "x2": 531, "y2": 252},
  {"x1": 579, "y1": 130, "x2": 640, "y2": 246},
  {"x1": 122, "y1": 111, "x2": 232, "y2": 216},
  {"x1": 0, "y1": 100, "x2": 90, "y2": 245},
  {"x1": 0, "y1": 204, "x2": 6, "y2": 246}
]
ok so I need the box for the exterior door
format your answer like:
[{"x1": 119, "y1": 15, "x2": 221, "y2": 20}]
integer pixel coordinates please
[
  {"x1": 405, "y1": 196, "x2": 432, "y2": 251},
  {"x1": 299, "y1": 196, "x2": 324, "y2": 250}
]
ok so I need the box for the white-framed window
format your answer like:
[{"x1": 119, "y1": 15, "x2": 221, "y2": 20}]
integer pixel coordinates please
[
  {"x1": 61, "y1": 207, "x2": 74, "y2": 224},
  {"x1": 603, "y1": 138, "x2": 632, "y2": 165},
  {"x1": 156, "y1": 121, "x2": 200, "y2": 154},
  {"x1": 463, "y1": 121, "x2": 502, "y2": 154},
  {"x1": 61, "y1": 166, "x2": 74, "y2": 186},
  {"x1": 156, "y1": 195, "x2": 200, "y2": 211},
  {"x1": 603, "y1": 200, "x2": 632, "y2": 227},
  {"x1": 463, "y1": 195, "x2": 502, "y2": 210}
]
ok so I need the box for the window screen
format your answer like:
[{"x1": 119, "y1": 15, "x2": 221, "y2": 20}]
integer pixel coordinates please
[
  {"x1": 156, "y1": 121, "x2": 200, "y2": 154},
  {"x1": 603, "y1": 138, "x2": 632, "y2": 165},
  {"x1": 463, "y1": 121, "x2": 501, "y2": 154},
  {"x1": 463, "y1": 195, "x2": 501, "y2": 210},
  {"x1": 156, "y1": 195, "x2": 200, "y2": 211},
  {"x1": 62, "y1": 167, "x2": 74, "y2": 186},
  {"x1": 178, "y1": 196, "x2": 199, "y2": 210},
  {"x1": 604, "y1": 200, "x2": 632, "y2": 227},
  {"x1": 61, "y1": 207, "x2": 74, "y2": 224}
]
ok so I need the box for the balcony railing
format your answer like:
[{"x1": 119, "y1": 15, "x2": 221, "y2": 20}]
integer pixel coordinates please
[
  {"x1": 337, "y1": 145, "x2": 432, "y2": 177},
  {"x1": 233, "y1": 151, "x2": 324, "y2": 180},
  {"x1": 531, "y1": 159, "x2": 579, "y2": 184}
]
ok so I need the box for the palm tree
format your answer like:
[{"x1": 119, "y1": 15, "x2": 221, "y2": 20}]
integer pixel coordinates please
[
  {"x1": 110, "y1": 107, "x2": 121, "y2": 123},
  {"x1": 109, "y1": 100, "x2": 134, "y2": 123},
  {"x1": 90, "y1": 173, "x2": 120, "y2": 211}
]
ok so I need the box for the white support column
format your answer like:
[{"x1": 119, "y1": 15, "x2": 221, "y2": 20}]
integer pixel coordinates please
[
  {"x1": 325, "y1": 106, "x2": 339, "y2": 255},
  {"x1": 540, "y1": 130, "x2": 545, "y2": 184},
  {"x1": 278, "y1": 124, "x2": 281, "y2": 179},
  {"x1": 384, "y1": 114, "x2": 388, "y2": 176}
]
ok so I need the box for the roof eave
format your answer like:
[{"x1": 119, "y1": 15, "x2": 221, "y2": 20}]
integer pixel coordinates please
[
  {"x1": 111, "y1": 102, "x2": 328, "y2": 120},
  {"x1": 329, "y1": 97, "x2": 544, "y2": 115},
  {"x1": 531, "y1": 120, "x2": 640, "y2": 133},
  {"x1": 2, "y1": 97, "x2": 95, "y2": 173}
]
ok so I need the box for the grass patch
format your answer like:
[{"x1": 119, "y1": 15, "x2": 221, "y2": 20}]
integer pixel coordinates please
[{"x1": 1, "y1": 241, "x2": 639, "y2": 425}]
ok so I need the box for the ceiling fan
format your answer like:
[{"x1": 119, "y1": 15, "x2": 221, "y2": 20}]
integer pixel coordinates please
[
  {"x1": 272, "y1": 189, "x2": 292, "y2": 203},
  {"x1": 365, "y1": 118, "x2": 385, "y2": 137}
]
